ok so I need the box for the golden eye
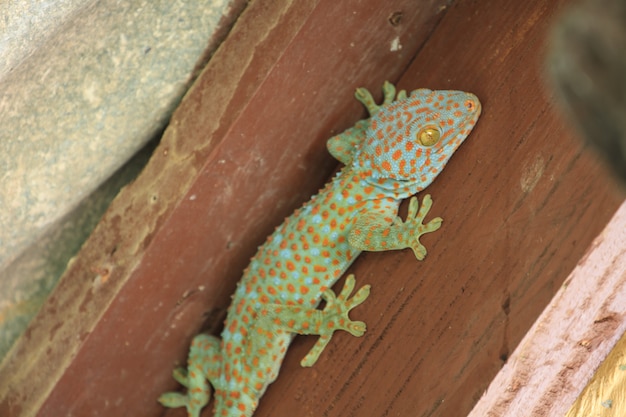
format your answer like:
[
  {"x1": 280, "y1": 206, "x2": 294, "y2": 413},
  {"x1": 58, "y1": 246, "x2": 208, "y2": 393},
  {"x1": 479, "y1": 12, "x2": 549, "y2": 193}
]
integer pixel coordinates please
[
  {"x1": 417, "y1": 126, "x2": 441, "y2": 147},
  {"x1": 465, "y1": 99, "x2": 475, "y2": 111}
]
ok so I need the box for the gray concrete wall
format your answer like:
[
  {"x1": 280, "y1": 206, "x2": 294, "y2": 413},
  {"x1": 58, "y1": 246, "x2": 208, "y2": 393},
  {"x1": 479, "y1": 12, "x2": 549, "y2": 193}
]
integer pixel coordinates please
[{"x1": 0, "y1": 0, "x2": 240, "y2": 359}]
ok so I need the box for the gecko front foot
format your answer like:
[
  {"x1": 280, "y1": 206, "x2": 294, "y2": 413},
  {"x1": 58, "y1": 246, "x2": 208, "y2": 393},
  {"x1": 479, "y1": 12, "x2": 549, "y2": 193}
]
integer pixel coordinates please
[
  {"x1": 300, "y1": 274, "x2": 370, "y2": 367},
  {"x1": 395, "y1": 194, "x2": 442, "y2": 260},
  {"x1": 348, "y1": 194, "x2": 442, "y2": 260},
  {"x1": 355, "y1": 81, "x2": 407, "y2": 116}
]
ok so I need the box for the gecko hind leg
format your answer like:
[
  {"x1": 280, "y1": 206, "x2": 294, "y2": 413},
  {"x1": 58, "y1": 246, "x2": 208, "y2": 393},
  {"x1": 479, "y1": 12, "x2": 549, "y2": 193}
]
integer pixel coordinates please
[
  {"x1": 159, "y1": 334, "x2": 222, "y2": 417},
  {"x1": 300, "y1": 274, "x2": 370, "y2": 367},
  {"x1": 254, "y1": 275, "x2": 370, "y2": 368}
]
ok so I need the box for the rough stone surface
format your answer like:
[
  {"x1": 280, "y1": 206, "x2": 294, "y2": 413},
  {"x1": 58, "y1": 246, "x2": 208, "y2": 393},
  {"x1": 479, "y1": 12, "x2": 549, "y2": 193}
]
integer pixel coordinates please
[
  {"x1": 0, "y1": 0, "x2": 240, "y2": 359},
  {"x1": 0, "y1": 0, "x2": 90, "y2": 76},
  {"x1": 0, "y1": 143, "x2": 155, "y2": 359}
]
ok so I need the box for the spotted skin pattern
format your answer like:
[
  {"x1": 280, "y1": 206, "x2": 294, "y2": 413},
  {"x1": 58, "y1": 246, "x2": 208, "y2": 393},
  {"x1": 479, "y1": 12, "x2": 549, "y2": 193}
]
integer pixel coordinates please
[{"x1": 159, "y1": 82, "x2": 481, "y2": 417}]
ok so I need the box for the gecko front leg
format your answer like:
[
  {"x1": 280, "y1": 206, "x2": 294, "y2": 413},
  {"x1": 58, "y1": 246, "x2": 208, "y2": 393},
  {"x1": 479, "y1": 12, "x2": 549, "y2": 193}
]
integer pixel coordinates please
[
  {"x1": 354, "y1": 80, "x2": 406, "y2": 115},
  {"x1": 327, "y1": 81, "x2": 407, "y2": 164},
  {"x1": 349, "y1": 194, "x2": 442, "y2": 260}
]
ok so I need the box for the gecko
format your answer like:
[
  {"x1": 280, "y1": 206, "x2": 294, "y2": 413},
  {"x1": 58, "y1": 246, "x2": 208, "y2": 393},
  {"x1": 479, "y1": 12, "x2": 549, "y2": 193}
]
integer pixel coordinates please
[{"x1": 159, "y1": 81, "x2": 481, "y2": 417}]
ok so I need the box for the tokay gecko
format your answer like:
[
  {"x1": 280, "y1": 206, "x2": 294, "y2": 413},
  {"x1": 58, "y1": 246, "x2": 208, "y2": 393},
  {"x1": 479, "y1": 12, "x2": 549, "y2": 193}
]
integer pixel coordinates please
[{"x1": 159, "y1": 81, "x2": 481, "y2": 416}]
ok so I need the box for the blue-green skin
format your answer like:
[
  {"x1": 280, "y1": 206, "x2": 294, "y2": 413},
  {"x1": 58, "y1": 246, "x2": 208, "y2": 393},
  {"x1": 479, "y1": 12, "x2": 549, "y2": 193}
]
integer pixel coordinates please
[{"x1": 159, "y1": 82, "x2": 481, "y2": 417}]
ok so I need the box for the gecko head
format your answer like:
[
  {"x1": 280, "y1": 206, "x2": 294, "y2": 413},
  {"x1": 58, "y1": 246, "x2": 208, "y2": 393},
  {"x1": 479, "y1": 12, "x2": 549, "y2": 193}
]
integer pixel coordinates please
[{"x1": 354, "y1": 88, "x2": 481, "y2": 194}]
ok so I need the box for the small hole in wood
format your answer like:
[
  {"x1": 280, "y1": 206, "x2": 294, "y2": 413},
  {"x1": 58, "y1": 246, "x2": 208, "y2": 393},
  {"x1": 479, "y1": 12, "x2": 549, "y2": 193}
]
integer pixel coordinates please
[{"x1": 388, "y1": 11, "x2": 403, "y2": 26}]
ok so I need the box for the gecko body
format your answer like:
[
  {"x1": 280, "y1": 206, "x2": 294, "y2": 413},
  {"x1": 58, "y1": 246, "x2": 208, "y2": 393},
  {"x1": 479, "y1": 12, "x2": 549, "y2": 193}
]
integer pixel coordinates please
[{"x1": 160, "y1": 82, "x2": 481, "y2": 417}]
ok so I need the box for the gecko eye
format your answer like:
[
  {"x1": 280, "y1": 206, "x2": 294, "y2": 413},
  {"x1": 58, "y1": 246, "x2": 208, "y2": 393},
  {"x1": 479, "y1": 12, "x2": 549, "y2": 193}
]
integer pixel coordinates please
[
  {"x1": 465, "y1": 99, "x2": 476, "y2": 112},
  {"x1": 417, "y1": 126, "x2": 441, "y2": 147}
]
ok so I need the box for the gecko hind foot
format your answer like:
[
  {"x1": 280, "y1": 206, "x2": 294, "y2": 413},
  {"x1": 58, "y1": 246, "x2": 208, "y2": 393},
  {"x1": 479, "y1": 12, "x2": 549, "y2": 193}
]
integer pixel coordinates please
[
  {"x1": 159, "y1": 334, "x2": 219, "y2": 417},
  {"x1": 158, "y1": 389, "x2": 208, "y2": 417},
  {"x1": 300, "y1": 274, "x2": 370, "y2": 367}
]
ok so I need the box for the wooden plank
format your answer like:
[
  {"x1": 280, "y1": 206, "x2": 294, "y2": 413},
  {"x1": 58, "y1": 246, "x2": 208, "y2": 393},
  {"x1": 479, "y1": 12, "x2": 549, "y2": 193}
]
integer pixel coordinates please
[
  {"x1": 0, "y1": 1, "x2": 451, "y2": 416},
  {"x1": 468, "y1": 201, "x2": 626, "y2": 416}
]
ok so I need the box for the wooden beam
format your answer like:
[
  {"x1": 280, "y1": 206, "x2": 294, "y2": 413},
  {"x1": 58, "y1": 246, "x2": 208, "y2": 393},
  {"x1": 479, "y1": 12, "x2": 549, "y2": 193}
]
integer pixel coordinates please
[{"x1": 469, "y1": 201, "x2": 626, "y2": 416}]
